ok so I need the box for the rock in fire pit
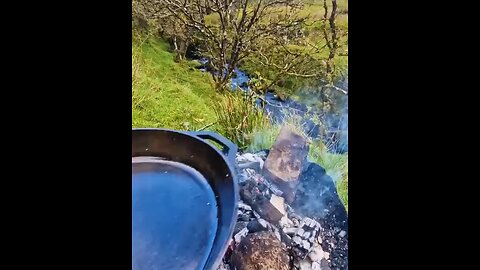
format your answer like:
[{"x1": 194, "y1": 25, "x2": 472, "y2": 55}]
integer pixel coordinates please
[
  {"x1": 231, "y1": 231, "x2": 290, "y2": 270},
  {"x1": 262, "y1": 126, "x2": 309, "y2": 203},
  {"x1": 220, "y1": 125, "x2": 348, "y2": 270}
]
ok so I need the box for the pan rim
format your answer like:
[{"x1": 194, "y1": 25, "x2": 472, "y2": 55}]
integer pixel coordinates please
[{"x1": 132, "y1": 128, "x2": 239, "y2": 270}]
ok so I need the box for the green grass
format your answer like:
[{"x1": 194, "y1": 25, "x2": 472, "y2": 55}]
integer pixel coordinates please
[
  {"x1": 132, "y1": 33, "x2": 219, "y2": 130},
  {"x1": 309, "y1": 140, "x2": 348, "y2": 211},
  {"x1": 213, "y1": 91, "x2": 270, "y2": 149}
]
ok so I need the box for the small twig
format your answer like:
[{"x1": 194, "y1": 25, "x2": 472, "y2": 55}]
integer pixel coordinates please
[{"x1": 196, "y1": 122, "x2": 215, "y2": 131}]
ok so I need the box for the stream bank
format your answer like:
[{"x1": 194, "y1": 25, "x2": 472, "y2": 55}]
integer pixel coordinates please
[{"x1": 196, "y1": 57, "x2": 348, "y2": 153}]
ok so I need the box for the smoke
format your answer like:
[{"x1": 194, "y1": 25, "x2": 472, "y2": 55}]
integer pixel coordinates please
[{"x1": 280, "y1": 77, "x2": 348, "y2": 154}]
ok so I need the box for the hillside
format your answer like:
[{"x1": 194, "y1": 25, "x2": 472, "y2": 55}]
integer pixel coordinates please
[{"x1": 132, "y1": 35, "x2": 219, "y2": 130}]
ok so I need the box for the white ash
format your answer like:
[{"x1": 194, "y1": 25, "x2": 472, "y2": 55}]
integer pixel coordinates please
[
  {"x1": 231, "y1": 151, "x2": 346, "y2": 269},
  {"x1": 308, "y1": 245, "x2": 327, "y2": 262},
  {"x1": 263, "y1": 178, "x2": 284, "y2": 197},
  {"x1": 283, "y1": 227, "x2": 298, "y2": 235},
  {"x1": 216, "y1": 261, "x2": 230, "y2": 270},
  {"x1": 238, "y1": 200, "x2": 252, "y2": 211},
  {"x1": 234, "y1": 227, "x2": 249, "y2": 244},
  {"x1": 236, "y1": 153, "x2": 264, "y2": 170},
  {"x1": 239, "y1": 168, "x2": 257, "y2": 183},
  {"x1": 274, "y1": 228, "x2": 282, "y2": 241},
  {"x1": 279, "y1": 215, "x2": 294, "y2": 228}
]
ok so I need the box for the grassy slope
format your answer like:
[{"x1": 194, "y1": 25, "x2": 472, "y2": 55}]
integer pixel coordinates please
[{"x1": 132, "y1": 35, "x2": 218, "y2": 130}]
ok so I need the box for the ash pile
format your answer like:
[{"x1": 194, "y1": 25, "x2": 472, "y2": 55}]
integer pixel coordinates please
[{"x1": 218, "y1": 126, "x2": 348, "y2": 270}]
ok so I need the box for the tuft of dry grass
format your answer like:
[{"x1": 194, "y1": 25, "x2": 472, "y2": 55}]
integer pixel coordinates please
[{"x1": 213, "y1": 91, "x2": 270, "y2": 149}]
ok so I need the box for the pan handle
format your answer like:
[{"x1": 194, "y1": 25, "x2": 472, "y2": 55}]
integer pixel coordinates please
[{"x1": 188, "y1": 131, "x2": 237, "y2": 164}]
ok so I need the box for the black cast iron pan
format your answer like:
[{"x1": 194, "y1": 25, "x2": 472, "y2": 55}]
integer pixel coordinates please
[{"x1": 132, "y1": 128, "x2": 238, "y2": 270}]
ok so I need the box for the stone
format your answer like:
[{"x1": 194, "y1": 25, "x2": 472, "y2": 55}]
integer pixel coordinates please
[
  {"x1": 279, "y1": 215, "x2": 294, "y2": 228},
  {"x1": 292, "y1": 218, "x2": 300, "y2": 227},
  {"x1": 216, "y1": 262, "x2": 230, "y2": 270},
  {"x1": 238, "y1": 161, "x2": 262, "y2": 171},
  {"x1": 263, "y1": 180, "x2": 284, "y2": 197},
  {"x1": 308, "y1": 246, "x2": 325, "y2": 262},
  {"x1": 231, "y1": 231, "x2": 290, "y2": 270},
  {"x1": 234, "y1": 228, "x2": 249, "y2": 244},
  {"x1": 239, "y1": 213, "x2": 251, "y2": 222},
  {"x1": 239, "y1": 168, "x2": 257, "y2": 183},
  {"x1": 255, "y1": 150, "x2": 269, "y2": 161},
  {"x1": 292, "y1": 236, "x2": 302, "y2": 245},
  {"x1": 319, "y1": 259, "x2": 330, "y2": 270},
  {"x1": 263, "y1": 125, "x2": 309, "y2": 203},
  {"x1": 279, "y1": 230, "x2": 293, "y2": 246},
  {"x1": 283, "y1": 227, "x2": 297, "y2": 235},
  {"x1": 302, "y1": 240, "x2": 311, "y2": 250},
  {"x1": 298, "y1": 259, "x2": 312, "y2": 270},
  {"x1": 304, "y1": 218, "x2": 312, "y2": 227},
  {"x1": 274, "y1": 228, "x2": 282, "y2": 241},
  {"x1": 238, "y1": 201, "x2": 252, "y2": 211},
  {"x1": 291, "y1": 163, "x2": 348, "y2": 231},
  {"x1": 237, "y1": 153, "x2": 264, "y2": 171},
  {"x1": 339, "y1": 230, "x2": 346, "y2": 238},
  {"x1": 247, "y1": 219, "x2": 269, "y2": 233},
  {"x1": 317, "y1": 236, "x2": 322, "y2": 244},
  {"x1": 234, "y1": 221, "x2": 249, "y2": 235},
  {"x1": 256, "y1": 194, "x2": 287, "y2": 223}
]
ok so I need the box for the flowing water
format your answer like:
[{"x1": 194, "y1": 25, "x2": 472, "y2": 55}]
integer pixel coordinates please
[{"x1": 199, "y1": 58, "x2": 348, "y2": 153}]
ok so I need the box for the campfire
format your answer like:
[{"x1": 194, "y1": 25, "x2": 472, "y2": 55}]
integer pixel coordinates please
[{"x1": 218, "y1": 126, "x2": 348, "y2": 270}]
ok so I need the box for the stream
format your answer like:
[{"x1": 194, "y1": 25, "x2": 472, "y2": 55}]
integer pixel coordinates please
[{"x1": 197, "y1": 58, "x2": 348, "y2": 153}]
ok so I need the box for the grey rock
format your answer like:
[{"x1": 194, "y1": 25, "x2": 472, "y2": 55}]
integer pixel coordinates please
[
  {"x1": 302, "y1": 240, "x2": 311, "y2": 250},
  {"x1": 247, "y1": 219, "x2": 268, "y2": 233},
  {"x1": 279, "y1": 215, "x2": 293, "y2": 228},
  {"x1": 292, "y1": 236, "x2": 302, "y2": 245},
  {"x1": 231, "y1": 231, "x2": 290, "y2": 270},
  {"x1": 238, "y1": 201, "x2": 252, "y2": 211},
  {"x1": 234, "y1": 221, "x2": 249, "y2": 235},
  {"x1": 234, "y1": 227, "x2": 249, "y2": 244},
  {"x1": 283, "y1": 227, "x2": 298, "y2": 235},
  {"x1": 308, "y1": 246, "x2": 325, "y2": 262}
]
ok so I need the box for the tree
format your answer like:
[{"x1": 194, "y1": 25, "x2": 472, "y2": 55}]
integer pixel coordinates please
[
  {"x1": 133, "y1": 0, "x2": 192, "y2": 62},
  {"x1": 159, "y1": 0, "x2": 315, "y2": 91}
]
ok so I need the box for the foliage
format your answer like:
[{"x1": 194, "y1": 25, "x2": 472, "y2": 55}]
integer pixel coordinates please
[
  {"x1": 246, "y1": 112, "x2": 308, "y2": 152},
  {"x1": 136, "y1": 0, "x2": 334, "y2": 91},
  {"x1": 213, "y1": 90, "x2": 270, "y2": 149}
]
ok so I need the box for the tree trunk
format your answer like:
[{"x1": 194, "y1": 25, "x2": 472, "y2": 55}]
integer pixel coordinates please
[{"x1": 173, "y1": 35, "x2": 187, "y2": 62}]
